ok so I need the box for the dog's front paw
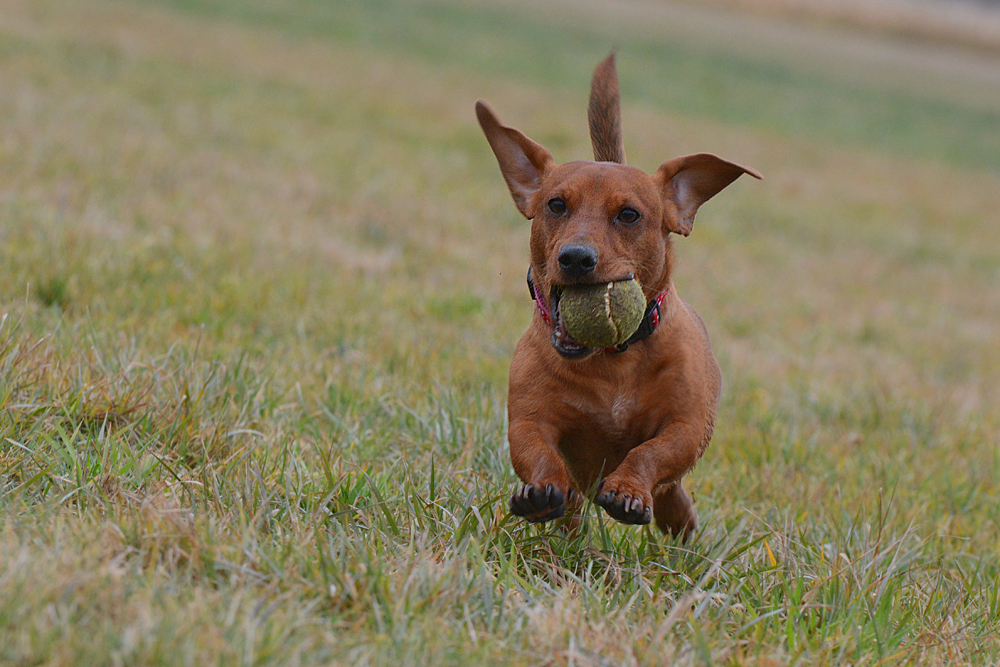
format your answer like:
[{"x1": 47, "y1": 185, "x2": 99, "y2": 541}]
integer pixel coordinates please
[
  {"x1": 595, "y1": 479, "x2": 653, "y2": 525},
  {"x1": 510, "y1": 483, "x2": 576, "y2": 523}
]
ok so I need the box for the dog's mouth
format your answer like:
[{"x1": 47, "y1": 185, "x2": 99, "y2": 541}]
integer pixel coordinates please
[{"x1": 549, "y1": 286, "x2": 595, "y2": 359}]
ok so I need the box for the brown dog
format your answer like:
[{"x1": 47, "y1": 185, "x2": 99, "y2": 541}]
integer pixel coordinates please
[{"x1": 476, "y1": 54, "x2": 760, "y2": 540}]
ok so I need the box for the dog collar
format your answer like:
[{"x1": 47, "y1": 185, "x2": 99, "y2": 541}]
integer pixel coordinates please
[
  {"x1": 527, "y1": 268, "x2": 668, "y2": 354},
  {"x1": 529, "y1": 268, "x2": 555, "y2": 326}
]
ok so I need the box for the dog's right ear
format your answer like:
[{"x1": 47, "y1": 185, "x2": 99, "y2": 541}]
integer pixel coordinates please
[
  {"x1": 654, "y1": 153, "x2": 762, "y2": 236},
  {"x1": 476, "y1": 100, "x2": 555, "y2": 219}
]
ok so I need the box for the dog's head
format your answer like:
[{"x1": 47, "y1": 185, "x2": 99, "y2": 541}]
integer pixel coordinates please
[{"x1": 476, "y1": 55, "x2": 761, "y2": 358}]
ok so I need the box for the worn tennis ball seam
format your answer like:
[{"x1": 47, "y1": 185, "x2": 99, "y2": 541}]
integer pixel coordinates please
[{"x1": 602, "y1": 283, "x2": 624, "y2": 340}]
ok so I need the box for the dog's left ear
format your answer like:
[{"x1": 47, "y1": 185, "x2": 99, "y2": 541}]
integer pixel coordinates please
[{"x1": 655, "y1": 153, "x2": 762, "y2": 236}]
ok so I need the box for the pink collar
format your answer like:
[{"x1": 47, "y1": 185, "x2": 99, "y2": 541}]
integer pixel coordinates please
[{"x1": 532, "y1": 279, "x2": 554, "y2": 326}]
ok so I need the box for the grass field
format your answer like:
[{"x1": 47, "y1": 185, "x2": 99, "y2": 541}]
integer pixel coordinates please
[{"x1": 2, "y1": 0, "x2": 1000, "y2": 664}]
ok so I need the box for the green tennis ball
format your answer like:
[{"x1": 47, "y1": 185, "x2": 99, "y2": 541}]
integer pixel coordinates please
[{"x1": 560, "y1": 279, "x2": 645, "y2": 348}]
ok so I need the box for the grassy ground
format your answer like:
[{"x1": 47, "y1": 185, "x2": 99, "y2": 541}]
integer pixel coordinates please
[{"x1": 2, "y1": 0, "x2": 999, "y2": 664}]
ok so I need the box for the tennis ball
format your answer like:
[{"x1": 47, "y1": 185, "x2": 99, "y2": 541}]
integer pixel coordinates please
[{"x1": 560, "y1": 279, "x2": 645, "y2": 348}]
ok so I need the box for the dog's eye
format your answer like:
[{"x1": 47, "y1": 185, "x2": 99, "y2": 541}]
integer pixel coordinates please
[
  {"x1": 547, "y1": 198, "x2": 567, "y2": 215},
  {"x1": 616, "y1": 207, "x2": 641, "y2": 225}
]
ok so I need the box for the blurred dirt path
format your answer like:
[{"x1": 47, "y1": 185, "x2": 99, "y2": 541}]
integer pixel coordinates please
[{"x1": 489, "y1": 0, "x2": 1000, "y2": 111}]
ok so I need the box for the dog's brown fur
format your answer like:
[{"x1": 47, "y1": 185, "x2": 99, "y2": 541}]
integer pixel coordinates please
[{"x1": 476, "y1": 54, "x2": 761, "y2": 540}]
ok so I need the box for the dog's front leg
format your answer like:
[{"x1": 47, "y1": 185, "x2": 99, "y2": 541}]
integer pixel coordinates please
[
  {"x1": 507, "y1": 418, "x2": 578, "y2": 523},
  {"x1": 595, "y1": 421, "x2": 703, "y2": 535}
]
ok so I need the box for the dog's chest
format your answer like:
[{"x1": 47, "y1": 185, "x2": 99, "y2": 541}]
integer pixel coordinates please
[
  {"x1": 569, "y1": 386, "x2": 641, "y2": 440},
  {"x1": 608, "y1": 390, "x2": 638, "y2": 431}
]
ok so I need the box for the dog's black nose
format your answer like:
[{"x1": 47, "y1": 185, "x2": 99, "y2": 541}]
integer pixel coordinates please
[{"x1": 558, "y1": 244, "x2": 598, "y2": 279}]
